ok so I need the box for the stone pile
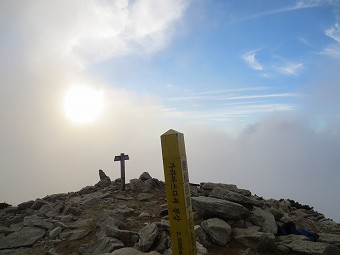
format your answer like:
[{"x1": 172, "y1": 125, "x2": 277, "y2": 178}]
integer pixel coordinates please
[{"x1": 0, "y1": 170, "x2": 339, "y2": 255}]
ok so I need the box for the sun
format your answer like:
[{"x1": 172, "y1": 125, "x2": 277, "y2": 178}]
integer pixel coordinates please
[{"x1": 64, "y1": 86, "x2": 104, "y2": 123}]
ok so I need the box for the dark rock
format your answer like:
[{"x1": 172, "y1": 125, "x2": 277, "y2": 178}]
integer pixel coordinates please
[
  {"x1": 139, "y1": 172, "x2": 152, "y2": 181},
  {"x1": 0, "y1": 227, "x2": 46, "y2": 249}
]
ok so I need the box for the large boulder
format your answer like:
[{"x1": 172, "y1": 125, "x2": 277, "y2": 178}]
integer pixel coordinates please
[
  {"x1": 232, "y1": 227, "x2": 275, "y2": 251},
  {"x1": 0, "y1": 227, "x2": 46, "y2": 249},
  {"x1": 276, "y1": 235, "x2": 340, "y2": 255},
  {"x1": 95, "y1": 169, "x2": 111, "y2": 188},
  {"x1": 209, "y1": 187, "x2": 263, "y2": 207},
  {"x1": 201, "y1": 218, "x2": 231, "y2": 246},
  {"x1": 249, "y1": 207, "x2": 277, "y2": 234},
  {"x1": 138, "y1": 223, "x2": 159, "y2": 252},
  {"x1": 192, "y1": 196, "x2": 249, "y2": 220},
  {"x1": 200, "y1": 182, "x2": 251, "y2": 196},
  {"x1": 319, "y1": 233, "x2": 340, "y2": 248}
]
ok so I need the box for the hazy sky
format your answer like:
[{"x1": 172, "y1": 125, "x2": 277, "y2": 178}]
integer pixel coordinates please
[{"x1": 1, "y1": 0, "x2": 340, "y2": 222}]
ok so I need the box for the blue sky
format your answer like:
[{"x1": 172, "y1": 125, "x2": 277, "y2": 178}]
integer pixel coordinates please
[{"x1": 0, "y1": 0, "x2": 340, "y2": 222}]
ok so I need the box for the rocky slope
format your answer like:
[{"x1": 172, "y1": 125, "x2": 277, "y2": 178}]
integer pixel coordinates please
[{"x1": 0, "y1": 170, "x2": 339, "y2": 255}]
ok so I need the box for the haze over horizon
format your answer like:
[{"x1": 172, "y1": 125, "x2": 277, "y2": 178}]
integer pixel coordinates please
[{"x1": 1, "y1": 0, "x2": 340, "y2": 222}]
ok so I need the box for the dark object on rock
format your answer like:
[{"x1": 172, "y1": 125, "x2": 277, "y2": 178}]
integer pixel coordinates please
[{"x1": 277, "y1": 221, "x2": 319, "y2": 242}]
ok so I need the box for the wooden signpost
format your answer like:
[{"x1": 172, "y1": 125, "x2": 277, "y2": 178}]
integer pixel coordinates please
[
  {"x1": 161, "y1": 129, "x2": 196, "y2": 255},
  {"x1": 114, "y1": 153, "x2": 129, "y2": 191}
]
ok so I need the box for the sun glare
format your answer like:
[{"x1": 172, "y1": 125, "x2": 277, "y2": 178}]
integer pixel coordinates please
[{"x1": 64, "y1": 86, "x2": 104, "y2": 123}]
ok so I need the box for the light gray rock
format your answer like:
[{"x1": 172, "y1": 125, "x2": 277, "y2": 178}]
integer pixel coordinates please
[
  {"x1": 232, "y1": 227, "x2": 275, "y2": 251},
  {"x1": 201, "y1": 218, "x2": 231, "y2": 246},
  {"x1": 138, "y1": 222, "x2": 159, "y2": 252},
  {"x1": 249, "y1": 207, "x2": 277, "y2": 234},
  {"x1": 79, "y1": 236, "x2": 124, "y2": 254},
  {"x1": 0, "y1": 227, "x2": 46, "y2": 249},
  {"x1": 192, "y1": 196, "x2": 249, "y2": 220}
]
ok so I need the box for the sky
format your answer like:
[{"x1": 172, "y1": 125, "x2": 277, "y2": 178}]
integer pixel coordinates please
[{"x1": 0, "y1": 0, "x2": 340, "y2": 222}]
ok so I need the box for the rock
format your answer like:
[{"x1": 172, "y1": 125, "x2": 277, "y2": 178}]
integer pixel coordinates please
[
  {"x1": 106, "y1": 225, "x2": 137, "y2": 241},
  {"x1": 209, "y1": 187, "x2": 263, "y2": 207},
  {"x1": 79, "y1": 236, "x2": 124, "y2": 254},
  {"x1": 249, "y1": 207, "x2": 277, "y2": 234},
  {"x1": 31, "y1": 199, "x2": 49, "y2": 210},
  {"x1": 201, "y1": 218, "x2": 231, "y2": 246},
  {"x1": 139, "y1": 172, "x2": 152, "y2": 181},
  {"x1": 269, "y1": 207, "x2": 285, "y2": 221},
  {"x1": 192, "y1": 196, "x2": 249, "y2": 220},
  {"x1": 241, "y1": 248, "x2": 256, "y2": 255},
  {"x1": 111, "y1": 248, "x2": 143, "y2": 255},
  {"x1": 59, "y1": 229, "x2": 90, "y2": 240},
  {"x1": 319, "y1": 233, "x2": 340, "y2": 248},
  {"x1": 200, "y1": 182, "x2": 251, "y2": 196},
  {"x1": 277, "y1": 235, "x2": 340, "y2": 254},
  {"x1": 96, "y1": 169, "x2": 111, "y2": 188},
  {"x1": 23, "y1": 215, "x2": 54, "y2": 230},
  {"x1": 279, "y1": 199, "x2": 291, "y2": 213},
  {"x1": 160, "y1": 219, "x2": 170, "y2": 231},
  {"x1": 138, "y1": 222, "x2": 159, "y2": 252},
  {"x1": 138, "y1": 212, "x2": 151, "y2": 219},
  {"x1": 196, "y1": 241, "x2": 208, "y2": 255},
  {"x1": 195, "y1": 225, "x2": 210, "y2": 247},
  {"x1": 154, "y1": 231, "x2": 169, "y2": 253},
  {"x1": 137, "y1": 193, "x2": 154, "y2": 201},
  {"x1": 17, "y1": 200, "x2": 34, "y2": 210},
  {"x1": 0, "y1": 248, "x2": 30, "y2": 255},
  {"x1": 130, "y1": 179, "x2": 146, "y2": 192},
  {"x1": 49, "y1": 227, "x2": 62, "y2": 238},
  {"x1": 232, "y1": 227, "x2": 275, "y2": 251},
  {"x1": 43, "y1": 248, "x2": 59, "y2": 255},
  {"x1": 0, "y1": 227, "x2": 46, "y2": 249}
]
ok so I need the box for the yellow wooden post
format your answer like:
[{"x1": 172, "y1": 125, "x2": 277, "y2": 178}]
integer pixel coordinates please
[{"x1": 161, "y1": 129, "x2": 196, "y2": 255}]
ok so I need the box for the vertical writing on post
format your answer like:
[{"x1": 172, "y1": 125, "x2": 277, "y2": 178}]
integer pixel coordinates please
[{"x1": 114, "y1": 153, "x2": 129, "y2": 191}]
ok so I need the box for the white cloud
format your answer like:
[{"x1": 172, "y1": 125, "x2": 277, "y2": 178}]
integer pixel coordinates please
[
  {"x1": 5, "y1": 0, "x2": 189, "y2": 69},
  {"x1": 320, "y1": 23, "x2": 340, "y2": 59},
  {"x1": 325, "y1": 23, "x2": 340, "y2": 43},
  {"x1": 276, "y1": 62, "x2": 304, "y2": 76},
  {"x1": 242, "y1": 50, "x2": 263, "y2": 71}
]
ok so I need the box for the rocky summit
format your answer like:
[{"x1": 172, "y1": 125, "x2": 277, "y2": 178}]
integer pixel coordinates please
[{"x1": 0, "y1": 170, "x2": 340, "y2": 255}]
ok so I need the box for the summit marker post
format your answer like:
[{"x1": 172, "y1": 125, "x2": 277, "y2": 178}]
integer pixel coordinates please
[
  {"x1": 114, "y1": 153, "x2": 129, "y2": 191},
  {"x1": 161, "y1": 129, "x2": 196, "y2": 255}
]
